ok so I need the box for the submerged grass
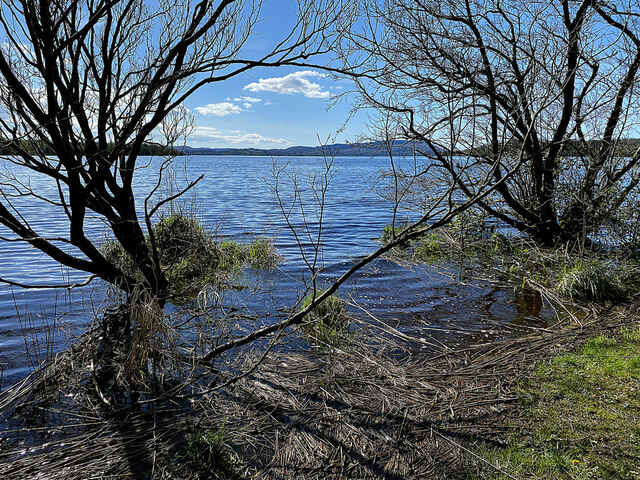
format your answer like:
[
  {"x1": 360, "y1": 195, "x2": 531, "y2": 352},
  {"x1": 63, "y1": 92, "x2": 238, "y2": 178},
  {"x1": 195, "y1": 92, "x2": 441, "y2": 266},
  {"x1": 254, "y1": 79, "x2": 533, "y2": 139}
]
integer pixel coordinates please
[
  {"x1": 301, "y1": 290, "x2": 353, "y2": 349},
  {"x1": 171, "y1": 424, "x2": 242, "y2": 479},
  {"x1": 218, "y1": 235, "x2": 281, "y2": 271},
  {"x1": 470, "y1": 326, "x2": 640, "y2": 479},
  {"x1": 101, "y1": 214, "x2": 281, "y2": 302},
  {"x1": 382, "y1": 213, "x2": 640, "y2": 305},
  {"x1": 414, "y1": 232, "x2": 446, "y2": 261}
]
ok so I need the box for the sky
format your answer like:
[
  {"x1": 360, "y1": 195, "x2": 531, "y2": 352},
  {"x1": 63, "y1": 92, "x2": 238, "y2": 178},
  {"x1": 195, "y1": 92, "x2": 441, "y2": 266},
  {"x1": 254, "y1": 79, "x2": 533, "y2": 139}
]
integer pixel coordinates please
[{"x1": 180, "y1": 1, "x2": 366, "y2": 149}]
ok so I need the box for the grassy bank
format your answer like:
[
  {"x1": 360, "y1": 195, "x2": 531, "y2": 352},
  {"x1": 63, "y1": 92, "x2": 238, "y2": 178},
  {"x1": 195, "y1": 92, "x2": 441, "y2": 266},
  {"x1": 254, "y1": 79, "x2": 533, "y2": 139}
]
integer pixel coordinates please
[{"x1": 470, "y1": 325, "x2": 640, "y2": 479}]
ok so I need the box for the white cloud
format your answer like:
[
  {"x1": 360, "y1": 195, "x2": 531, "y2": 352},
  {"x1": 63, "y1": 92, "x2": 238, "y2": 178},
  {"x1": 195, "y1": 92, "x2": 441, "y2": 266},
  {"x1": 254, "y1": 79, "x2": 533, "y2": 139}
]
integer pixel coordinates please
[
  {"x1": 190, "y1": 126, "x2": 289, "y2": 146},
  {"x1": 234, "y1": 96, "x2": 261, "y2": 103},
  {"x1": 244, "y1": 71, "x2": 331, "y2": 99},
  {"x1": 243, "y1": 102, "x2": 252, "y2": 109},
  {"x1": 194, "y1": 102, "x2": 242, "y2": 116}
]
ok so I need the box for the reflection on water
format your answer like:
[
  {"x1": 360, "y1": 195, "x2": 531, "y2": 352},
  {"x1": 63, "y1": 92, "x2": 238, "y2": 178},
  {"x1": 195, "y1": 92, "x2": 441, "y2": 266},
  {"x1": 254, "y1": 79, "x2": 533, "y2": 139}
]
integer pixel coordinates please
[
  {"x1": 514, "y1": 289, "x2": 544, "y2": 322},
  {"x1": 0, "y1": 156, "x2": 555, "y2": 386}
]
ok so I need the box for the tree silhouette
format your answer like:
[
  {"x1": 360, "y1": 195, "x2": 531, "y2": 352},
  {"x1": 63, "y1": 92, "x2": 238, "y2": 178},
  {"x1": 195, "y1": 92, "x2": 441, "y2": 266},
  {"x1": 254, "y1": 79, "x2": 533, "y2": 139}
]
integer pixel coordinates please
[
  {"x1": 342, "y1": 0, "x2": 640, "y2": 245},
  {"x1": 0, "y1": 0, "x2": 348, "y2": 302}
]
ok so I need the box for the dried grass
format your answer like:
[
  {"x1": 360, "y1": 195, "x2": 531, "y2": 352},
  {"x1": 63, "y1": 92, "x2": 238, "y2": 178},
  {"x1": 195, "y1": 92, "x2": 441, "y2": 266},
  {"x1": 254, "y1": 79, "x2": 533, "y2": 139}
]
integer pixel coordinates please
[{"x1": 0, "y1": 299, "x2": 633, "y2": 479}]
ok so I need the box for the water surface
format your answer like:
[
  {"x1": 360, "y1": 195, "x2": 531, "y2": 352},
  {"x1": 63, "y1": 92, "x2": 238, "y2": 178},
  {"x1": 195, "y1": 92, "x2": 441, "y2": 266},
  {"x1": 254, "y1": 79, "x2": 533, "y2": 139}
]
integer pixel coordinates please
[{"x1": 0, "y1": 155, "x2": 552, "y2": 386}]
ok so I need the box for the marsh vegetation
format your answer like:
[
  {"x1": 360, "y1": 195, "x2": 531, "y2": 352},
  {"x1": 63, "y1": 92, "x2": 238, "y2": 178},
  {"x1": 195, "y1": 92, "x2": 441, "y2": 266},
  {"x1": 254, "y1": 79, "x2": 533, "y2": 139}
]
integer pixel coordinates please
[
  {"x1": 2, "y1": 0, "x2": 640, "y2": 478},
  {"x1": 102, "y1": 213, "x2": 281, "y2": 301}
]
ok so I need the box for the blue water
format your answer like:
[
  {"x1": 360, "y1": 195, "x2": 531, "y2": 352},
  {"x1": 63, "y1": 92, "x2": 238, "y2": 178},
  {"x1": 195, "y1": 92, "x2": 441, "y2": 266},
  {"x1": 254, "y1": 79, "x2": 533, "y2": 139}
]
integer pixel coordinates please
[{"x1": 0, "y1": 156, "x2": 551, "y2": 387}]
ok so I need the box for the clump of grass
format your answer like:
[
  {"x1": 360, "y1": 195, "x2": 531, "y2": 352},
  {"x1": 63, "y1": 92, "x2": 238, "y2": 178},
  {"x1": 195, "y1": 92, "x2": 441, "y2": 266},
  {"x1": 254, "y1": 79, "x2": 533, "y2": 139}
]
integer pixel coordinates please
[
  {"x1": 381, "y1": 223, "x2": 404, "y2": 244},
  {"x1": 302, "y1": 290, "x2": 353, "y2": 349},
  {"x1": 100, "y1": 214, "x2": 281, "y2": 301},
  {"x1": 167, "y1": 233, "x2": 280, "y2": 300},
  {"x1": 556, "y1": 260, "x2": 626, "y2": 302},
  {"x1": 153, "y1": 214, "x2": 213, "y2": 266},
  {"x1": 100, "y1": 238, "x2": 139, "y2": 278},
  {"x1": 394, "y1": 223, "x2": 634, "y2": 306},
  {"x1": 244, "y1": 235, "x2": 281, "y2": 269},
  {"x1": 152, "y1": 215, "x2": 219, "y2": 292},
  {"x1": 175, "y1": 424, "x2": 241, "y2": 479},
  {"x1": 217, "y1": 235, "x2": 281, "y2": 271},
  {"x1": 614, "y1": 261, "x2": 640, "y2": 295},
  {"x1": 414, "y1": 232, "x2": 444, "y2": 260},
  {"x1": 470, "y1": 326, "x2": 640, "y2": 479}
]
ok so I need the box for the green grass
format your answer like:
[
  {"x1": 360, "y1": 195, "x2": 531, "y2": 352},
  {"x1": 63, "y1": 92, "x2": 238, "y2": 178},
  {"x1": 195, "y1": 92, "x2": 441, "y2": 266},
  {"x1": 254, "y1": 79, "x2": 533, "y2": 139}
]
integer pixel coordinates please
[
  {"x1": 381, "y1": 210, "x2": 498, "y2": 262},
  {"x1": 217, "y1": 235, "x2": 280, "y2": 271},
  {"x1": 302, "y1": 290, "x2": 353, "y2": 349},
  {"x1": 153, "y1": 214, "x2": 210, "y2": 267},
  {"x1": 399, "y1": 225, "x2": 635, "y2": 306},
  {"x1": 381, "y1": 223, "x2": 404, "y2": 244},
  {"x1": 469, "y1": 326, "x2": 640, "y2": 479},
  {"x1": 414, "y1": 232, "x2": 445, "y2": 260},
  {"x1": 556, "y1": 260, "x2": 626, "y2": 302},
  {"x1": 100, "y1": 214, "x2": 280, "y2": 301},
  {"x1": 171, "y1": 424, "x2": 241, "y2": 479}
]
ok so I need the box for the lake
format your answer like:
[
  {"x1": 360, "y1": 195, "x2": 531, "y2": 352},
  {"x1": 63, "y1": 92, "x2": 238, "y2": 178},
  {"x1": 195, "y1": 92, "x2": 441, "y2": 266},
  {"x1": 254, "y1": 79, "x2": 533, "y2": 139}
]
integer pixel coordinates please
[{"x1": 0, "y1": 155, "x2": 552, "y2": 387}]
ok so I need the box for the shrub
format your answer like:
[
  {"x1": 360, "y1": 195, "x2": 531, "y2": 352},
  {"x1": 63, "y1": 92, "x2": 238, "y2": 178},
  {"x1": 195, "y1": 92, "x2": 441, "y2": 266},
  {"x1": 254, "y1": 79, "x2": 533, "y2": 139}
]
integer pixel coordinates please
[{"x1": 414, "y1": 233, "x2": 443, "y2": 260}]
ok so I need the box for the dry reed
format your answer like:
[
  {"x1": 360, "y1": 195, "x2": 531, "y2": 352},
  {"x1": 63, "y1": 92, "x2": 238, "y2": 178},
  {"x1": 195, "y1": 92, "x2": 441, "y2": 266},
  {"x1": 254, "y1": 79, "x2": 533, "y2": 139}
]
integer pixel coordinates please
[{"x1": 0, "y1": 297, "x2": 634, "y2": 479}]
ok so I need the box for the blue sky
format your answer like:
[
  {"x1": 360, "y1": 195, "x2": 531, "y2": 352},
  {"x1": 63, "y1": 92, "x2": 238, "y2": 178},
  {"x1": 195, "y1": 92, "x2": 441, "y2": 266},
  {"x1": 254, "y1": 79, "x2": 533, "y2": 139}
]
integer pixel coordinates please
[{"x1": 180, "y1": 2, "x2": 364, "y2": 149}]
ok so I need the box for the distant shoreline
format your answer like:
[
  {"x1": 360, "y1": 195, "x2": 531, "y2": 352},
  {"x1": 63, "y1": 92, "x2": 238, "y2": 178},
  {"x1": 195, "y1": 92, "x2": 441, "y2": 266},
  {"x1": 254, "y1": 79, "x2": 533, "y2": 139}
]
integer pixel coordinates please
[{"x1": 178, "y1": 141, "x2": 435, "y2": 157}]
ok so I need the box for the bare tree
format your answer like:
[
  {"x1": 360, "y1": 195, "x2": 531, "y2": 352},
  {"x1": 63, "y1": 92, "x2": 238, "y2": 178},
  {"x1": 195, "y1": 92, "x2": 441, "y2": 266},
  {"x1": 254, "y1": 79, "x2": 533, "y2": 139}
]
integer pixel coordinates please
[
  {"x1": 0, "y1": 0, "x2": 350, "y2": 307},
  {"x1": 0, "y1": 1, "x2": 483, "y2": 396},
  {"x1": 340, "y1": 0, "x2": 640, "y2": 246}
]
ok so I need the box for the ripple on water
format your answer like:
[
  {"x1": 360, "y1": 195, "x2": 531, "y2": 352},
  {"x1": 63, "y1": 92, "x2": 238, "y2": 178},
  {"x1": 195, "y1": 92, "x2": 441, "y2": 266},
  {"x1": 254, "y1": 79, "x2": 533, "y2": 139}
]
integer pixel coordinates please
[{"x1": 0, "y1": 156, "x2": 551, "y2": 386}]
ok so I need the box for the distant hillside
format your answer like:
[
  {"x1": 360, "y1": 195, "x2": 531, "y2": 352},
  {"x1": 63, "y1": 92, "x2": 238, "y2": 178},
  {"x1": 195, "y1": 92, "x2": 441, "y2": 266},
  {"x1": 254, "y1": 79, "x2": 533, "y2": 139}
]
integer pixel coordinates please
[
  {"x1": 459, "y1": 138, "x2": 640, "y2": 157},
  {"x1": 0, "y1": 140, "x2": 179, "y2": 156},
  {"x1": 178, "y1": 141, "x2": 437, "y2": 157}
]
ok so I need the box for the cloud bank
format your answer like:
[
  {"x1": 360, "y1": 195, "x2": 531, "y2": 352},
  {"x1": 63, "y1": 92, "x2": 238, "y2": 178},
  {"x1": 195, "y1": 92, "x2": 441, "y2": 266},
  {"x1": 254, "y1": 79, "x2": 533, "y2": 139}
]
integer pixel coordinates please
[{"x1": 190, "y1": 126, "x2": 288, "y2": 146}]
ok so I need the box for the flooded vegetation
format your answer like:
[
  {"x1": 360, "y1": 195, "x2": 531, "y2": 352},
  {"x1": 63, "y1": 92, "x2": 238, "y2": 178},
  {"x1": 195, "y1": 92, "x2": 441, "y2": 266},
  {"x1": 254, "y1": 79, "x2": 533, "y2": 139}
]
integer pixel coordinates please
[
  {"x1": 1, "y1": 157, "x2": 637, "y2": 479},
  {"x1": 2, "y1": 0, "x2": 640, "y2": 478}
]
